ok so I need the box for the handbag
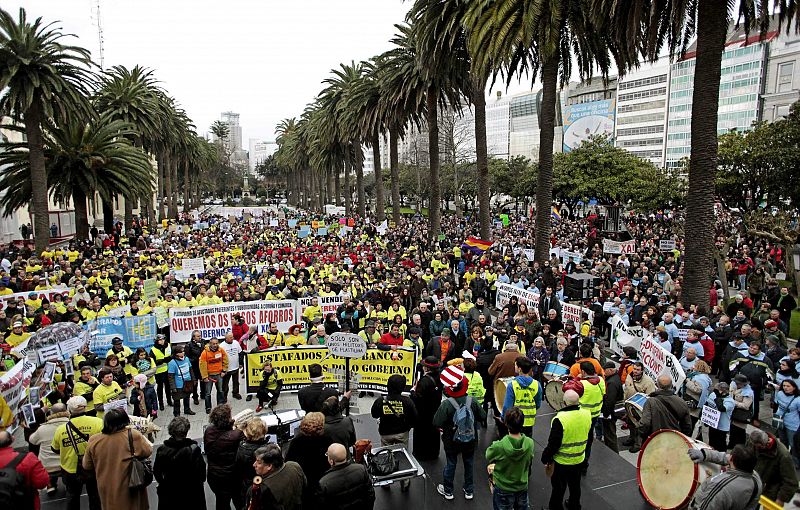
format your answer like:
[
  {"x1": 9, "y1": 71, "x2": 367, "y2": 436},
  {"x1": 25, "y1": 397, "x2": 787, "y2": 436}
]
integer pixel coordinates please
[
  {"x1": 731, "y1": 406, "x2": 753, "y2": 423},
  {"x1": 367, "y1": 449, "x2": 399, "y2": 476},
  {"x1": 127, "y1": 429, "x2": 153, "y2": 490},
  {"x1": 354, "y1": 439, "x2": 372, "y2": 464},
  {"x1": 66, "y1": 421, "x2": 93, "y2": 482}
]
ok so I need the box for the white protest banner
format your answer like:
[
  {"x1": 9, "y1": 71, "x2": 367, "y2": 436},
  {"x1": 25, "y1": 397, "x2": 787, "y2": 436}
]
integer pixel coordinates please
[
  {"x1": 0, "y1": 357, "x2": 36, "y2": 432},
  {"x1": 376, "y1": 220, "x2": 388, "y2": 235},
  {"x1": 638, "y1": 334, "x2": 686, "y2": 388},
  {"x1": 701, "y1": 405, "x2": 721, "y2": 428},
  {"x1": 495, "y1": 283, "x2": 593, "y2": 325},
  {"x1": 602, "y1": 238, "x2": 636, "y2": 255},
  {"x1": 106, "y1": 305, "x2": 130, "y2": 318},
  {"x1": 171, "y1": 269, "x2": 192, "y2": 282},
  {"x1": 299, "y1": 294, "x2": 351, "y2": 320},
  {"x1": 523, "y1": 249, "x2": 535, "y2": 262},
  {"x1": 181, "y1": 257, "x2": 205, "y2": 275},
  {"x1": 602, "y1": 301, "x2": 614, "y2": 312},
  {"x1": 0, "y1": 287, "x2": 71, "y2": 310},
  {"x1": 269, "y1": 219, "x2": 279, "y2": 227},
  {"x1": 549, "y1": 247, "x2": 561, "y2": 259},
  {"x1": 609, "y1": 315, "x2": 644, "y2": 354},
  {"x1": 561, "y1": 249, "x2": 583, "y2": 265},
  {"x1": 327, "y1": 332, "x2": 368, "y2": 358},
  {"x1": 153, "y1": 307, "x2": 169, "y2": 328},
  {"x1": 659, "y1": 239, "x2": 676, "y2": 251},
  {"x1": 169, "y1": 299, "x2": 300, "y2": 343}
]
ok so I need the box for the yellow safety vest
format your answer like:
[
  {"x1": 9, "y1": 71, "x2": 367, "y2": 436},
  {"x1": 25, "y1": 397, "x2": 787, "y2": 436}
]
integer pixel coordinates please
[
  {"x1": 151, "y1": 345, "x2": 171, "y2": 375},
  {"x1": 552, "y1": 407, "x2": 593, "y2": 465},
  {"x1": 579, "y1": 378, "x2": 606, "y2": 419},
  {"x1": 511, "y1": 379, "x2": 539, "y2": 427}
]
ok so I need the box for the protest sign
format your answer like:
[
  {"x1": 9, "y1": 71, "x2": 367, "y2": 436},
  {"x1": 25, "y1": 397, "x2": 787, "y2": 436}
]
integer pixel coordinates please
[
  {"x1": 299, "y1": 294, "x2": 350, "y2": 319},
  {"x1": 327, "y1": 332, "x2": 368, "y2": 358},
  {"x1": 288, "y1": 219, "x2": 298, "y2": 228},
  {"x1": 85, "y1": 315, "x2": 158, "y2": 352},
  {"x1": 153, "y1": 307, "x2": 169, "y2": 328},
  {"x1": 608, "y1": 315, "x2": 644, "y2": 354},
  {"x1": 561, "y1": 249, "x2": 583, "y2": 265},
  {"x1": 701, "y1": 405, "x2": 721, "y2": 428},
  {"x1": 269, "y1": 219, "x2": 279, "y2": 227},
  {"x1": 316, "y1": 227, "x2": 328, "y2": 236},
  {"x1": 0, "y1": 357, "x2": 36, "y2": 432},
  {"x1": 182, "y1": 257, "x2": 205, "y2": 275},
  {"x1": 659, "y1": 239, "x2": 676, "y2": 251},
  {"x1": 142, "y1": 278, "x2": 159, "y2": 302},
  {"x1": 523, "y1": 249, "x2": 535, "y2": 262},
  {"x1": 0, "y1": 287, "x2": 70, "y2": 310},
  {"x1": 244, "y1": 346, "x2": 416, "y2": 393},
  {"x1": 602, "y1": 239, "x2": 636, "y2": 254},
  {"x1": 638, "y1": 334, "x2": 686, "y2": 388},
  {"x1": 169, "y1": 299, "x2": 299, "y2": 343},
  {"x1": 106, "y1": 304, "x2": 130, "y2": 318},
  {"x1": 495, "y1": 283, "x2": 593, "y2": 325}
]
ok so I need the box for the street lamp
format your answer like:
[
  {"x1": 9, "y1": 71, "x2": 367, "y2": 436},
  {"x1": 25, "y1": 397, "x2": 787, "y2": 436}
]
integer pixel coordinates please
[{"x1": 745, "y1": 191, "x2": 752, "y2": 209}]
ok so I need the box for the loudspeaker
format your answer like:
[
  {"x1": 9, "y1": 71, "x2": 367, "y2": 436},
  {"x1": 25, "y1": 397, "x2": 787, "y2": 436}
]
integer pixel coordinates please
[{"x1": 564, "y1": 273, "x2": 599, "y2": 301}]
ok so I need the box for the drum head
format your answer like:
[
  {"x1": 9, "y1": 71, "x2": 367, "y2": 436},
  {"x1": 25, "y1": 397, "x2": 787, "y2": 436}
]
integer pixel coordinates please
[
  {"x1": 544, "y1": 380, "x2": 565, "y2": 411},
  {"x1": 494, "y1": 378, "x2": 511, "y2": 408},
  {"x1": 637, "y1": 429, "x2": 698, "y2": 510}
]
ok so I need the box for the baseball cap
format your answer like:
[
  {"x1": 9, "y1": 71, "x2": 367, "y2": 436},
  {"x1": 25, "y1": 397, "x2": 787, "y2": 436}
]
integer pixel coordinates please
[
  {"x1": 12, "y1": 321, "x2": 22, "y2": 328},
  {"x1": 67, "y1": 396, "x2": 88, "y2": 414}
]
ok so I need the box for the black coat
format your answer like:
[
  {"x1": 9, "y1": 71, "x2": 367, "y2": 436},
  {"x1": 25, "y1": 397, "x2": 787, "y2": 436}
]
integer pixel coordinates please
[
  {"x1": 410, "y1": 371, "x2": 442, "y2": 460},
  {"x1": 235, "y1": 438, "x2": 269, "y2": 501},
  {"x1": 602, "y1": 372, "x2": 624, "y2": 418},
  {"x1": 323, "y1": 414, "x2": 356, "y2": 448},
  {"x1": 317, "y1": 461, "x2": 375, "y2": 510},
  {"x1": 153, "y1": 437, "x2": 207, "y2": 510},
  {"x1": 297, "y1": 383, "x2": 338, "y2": 413},
  {"x1": 285, "y1": 434, "x2": 333, "y2": 493},
  {"x1": 549, "y1": 348, "x2": 576, "y2": 367},
  {"x1": 204, "y1": 425, "x2": 244, "y2": 483}
]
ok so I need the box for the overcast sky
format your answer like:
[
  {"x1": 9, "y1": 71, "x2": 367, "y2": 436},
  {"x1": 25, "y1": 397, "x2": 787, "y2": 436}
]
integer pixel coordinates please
[{"x1": 8, "y1": 1, "x2": 543, "y2": 144}]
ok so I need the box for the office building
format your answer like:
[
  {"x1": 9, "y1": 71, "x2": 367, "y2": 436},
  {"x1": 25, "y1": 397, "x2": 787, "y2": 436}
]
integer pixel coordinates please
[
  {"x1": 248, "y1": 138, "x2": 278, "y2": 172},
  {"x1": 217, "y1": 111, "x2": 243, "y2": 153},
  {"x1": 562, "y1": 77, "x2": 617, "y2": 153},
  {"x1": 762, "y1": 25, "x2": 800, "y2": 121},
  {"x1": 509, "y1": 90, "x2": 563, "y2": 160},
  {"x1": 614, "y1": 61, "x2": 671, "y2": 166}
]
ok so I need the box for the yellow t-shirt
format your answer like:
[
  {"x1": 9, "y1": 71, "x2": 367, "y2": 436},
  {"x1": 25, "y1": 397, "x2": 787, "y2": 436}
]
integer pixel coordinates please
[
  {"x1": 284, "y1": 334, "x2": 306, "y2": 347},
  {"x1": 6, "y1": 331, "x2": 31, "y2": 347},
  {"x1": 51, "y1": 415, "x2": 104, "y2": 473},
  {"x1": 92, "y1": 382, "x2": 124, "y2": 419}
]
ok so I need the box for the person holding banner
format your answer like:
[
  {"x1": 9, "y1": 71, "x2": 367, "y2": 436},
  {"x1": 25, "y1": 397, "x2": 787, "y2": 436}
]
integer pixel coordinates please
[
  {"x1": 255, "y1": 362, "x2": 283, "y2": 412},
  {"x1": 92, "y1": 369, "x2": 124, "y2": 420},
  {"x1": 150, "y1": 334, "x2": 173, "y2": 411},
  {"x1": 703, "y1": 382, "x2": 736, "y2": 452},
  {"x1": 199, "y1": 338, "x2": 229, "y2": 414}
]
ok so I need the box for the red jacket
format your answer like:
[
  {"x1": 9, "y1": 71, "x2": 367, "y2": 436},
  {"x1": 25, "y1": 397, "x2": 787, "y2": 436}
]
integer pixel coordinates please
[
  {"x1": 699, "y1": 334, "x2": 715, "y2": 364},
  {"x1": 232, "y1": 322, "x2": 249, "y2": 343},
  {"x1": 0, "y1": 447, "x2": 48, "y2": 510}
]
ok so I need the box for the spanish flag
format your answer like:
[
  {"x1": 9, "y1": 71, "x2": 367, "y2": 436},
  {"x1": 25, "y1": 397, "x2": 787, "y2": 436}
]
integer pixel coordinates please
[
  {"x1": 551, "y1": 206, "x2": 562, "y2": 222},
  {"x1": 462, "y1": 236, "x2": 493, "y2": 254}
]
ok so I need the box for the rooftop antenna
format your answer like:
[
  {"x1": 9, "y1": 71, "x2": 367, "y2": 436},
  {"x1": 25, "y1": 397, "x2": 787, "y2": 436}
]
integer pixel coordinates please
[{"x1": 89, "y1": 0, "x2": 105, "y2": 69}]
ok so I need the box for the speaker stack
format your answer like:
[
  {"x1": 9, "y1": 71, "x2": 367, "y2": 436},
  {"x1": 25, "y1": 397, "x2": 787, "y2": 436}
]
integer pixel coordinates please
[{"x1": 563, "y1": 273, "x2": 599, "y2": 301}]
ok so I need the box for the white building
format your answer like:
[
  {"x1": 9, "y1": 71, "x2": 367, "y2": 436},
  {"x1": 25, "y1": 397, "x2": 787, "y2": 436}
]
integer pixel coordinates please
[
  {"x1": 217, "y1": 111, "x2": 243, "y2": 153},
  {"x1": 509, "y1": 90, "x2": 562, "y2": 161},
  {"x1": 248, "y1": 138, "x2": 277, "y2": 172},
  {"x1": 614, "y1": 61, "x2": 671, "y2": 167},
  {"x1": 762, "y1": 24, "x2": 800, "y2": 122}
]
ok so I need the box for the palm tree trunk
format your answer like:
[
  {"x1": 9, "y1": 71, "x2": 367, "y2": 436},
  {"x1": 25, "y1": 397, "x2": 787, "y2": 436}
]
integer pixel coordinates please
[
  {"x1": 334, "y1": 164, "x2": 341, "y2": 207},
  {"x1": 163, "y1": 152, "x2": 172, "y2": 220},
  {"x1": 171, "y1": 155, "x2": 179, "y2": 218},
  {"x1": 344, "y1": 161, "x2": 352, "y2": 215},
  {"x1": 372, "y1": 130, "x2": 385, "y2": 223},
  {"x1": 317, "y1": 172, "x2": 325, "y2": 211},
  {"x1": 473, "y1": 75, "x2": 491, "y2": 240},
  {"x1": 683, "y1": 0, "x2": 729, "y2": 311},
  {"x1": 390, "y1": 127, "x2": 401, "y2": 224},
  {"x1": 535, "y1": 53, "x2": 559, "y2": 263},
  {"x1": 102, "y1": 198, "x2": 114, "y2": 234},
  {"x1": 73, "y1": 188, "x2": 89, "y2": 241},
  {"x1": 158, "y1": 152, "x2": 166, "y2": 220},
  {"x1": 326, "y1": 168, "x2": 334, "y2": 207},
  {"x1": 23, "y1": 101, "x2": 51, "y2": 252},
  {"x1": 183, "y1": 159, "x2": 190, "y2": 213},
  {"x1": 355, "y1": 151, "x2": 365, "y2": 217},
  {"x1": 427, "y1": 87, "x2": 441, "y2": 239},
  {"x1": 123, "y1": 197, "x2": 133, "y2": 234}
]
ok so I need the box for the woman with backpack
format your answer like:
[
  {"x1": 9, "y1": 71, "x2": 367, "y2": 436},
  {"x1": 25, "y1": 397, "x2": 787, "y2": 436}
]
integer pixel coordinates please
[{"x1": 153, "y1": 416, "x2": 206, "y2": 510}]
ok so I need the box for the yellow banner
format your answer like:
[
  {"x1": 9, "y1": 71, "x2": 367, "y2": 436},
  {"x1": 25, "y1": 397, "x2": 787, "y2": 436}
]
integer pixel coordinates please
[
  {"x1": 230, "y1": 248, "x2": 243, "y2": 257},
  {"x1": 244, "y1": 346, "x2": 417, "y2": 393}
]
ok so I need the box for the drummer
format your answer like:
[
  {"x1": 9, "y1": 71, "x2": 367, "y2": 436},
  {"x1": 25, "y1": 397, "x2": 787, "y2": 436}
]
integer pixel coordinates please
[
  {"x1": 568, "y1": 343, "x2": 604, "y2": 380},
  {"x1": 500, "y1": 356, "x2": 542, "y2": 438},
  {"x1": 620, "y1": 362, "x2": 656, "y2": 451}
]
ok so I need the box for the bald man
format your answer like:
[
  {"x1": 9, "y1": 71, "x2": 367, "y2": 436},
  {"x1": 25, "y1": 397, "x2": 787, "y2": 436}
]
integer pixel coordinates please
[
  {"x1": 631, "y1": 374, "x2": 693, "y2": 453},
  {"x1": 318, "y1": 443, "x2": 375, "y2": 509},
  {"x1": 542, "y1": 390, "x2": 592, "y2": 510}
]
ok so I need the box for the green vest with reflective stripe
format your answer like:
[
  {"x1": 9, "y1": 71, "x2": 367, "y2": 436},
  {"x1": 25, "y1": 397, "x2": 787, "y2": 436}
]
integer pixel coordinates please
[
  {"x1": 552, "y1": 408, "x2": 592, "y2": 465},
  {"x1": 579, "y1": 378, "x2": 605, "y2": 418},
  {"x1": 151, "y1": 345, "x2": 171, "y2": 374},
  {"x1": 511, "y1": 379, "x2": 538, "y2": 427}
]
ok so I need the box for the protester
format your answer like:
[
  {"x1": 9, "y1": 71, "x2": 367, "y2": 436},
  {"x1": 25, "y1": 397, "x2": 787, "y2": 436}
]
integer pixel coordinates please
[
  {"x1": 0, "y1": 429, "x2": 48, "y2": 510},
  {"x1": 204, "y1": 404, "x2": 245, "y2": 510},
  {"x1": 297, "y1": 363, "x2": 339, "y2": 413},
  {"x1": 255, "y1": 361, "x2": 283, "y2": 411},
  {"x1": 166, "y1": 344, "x2": 197, "y2": 417},
  {"x1": 704, "y1": 382, "x2": 736, "y2": 452},
  {"x1": 82, "y1": 409, "x2": 153, "y2": 510},
  {"x1": 729, "y1": 374, "x2": 755, "y2": 448},
  {"x1": 250, "y1": 444, "x2": 306, "y2": 510},
  {"x1": 28, "y1": 403, "x2": 69, "y2": 494},
  {"x1": 200, "y1": 337, "x2": 229, "y2": 414},
  {"x1": 235, "y1": 418, "x2": 270, "y2": 507},
  {"x1": 153, "y1": 416, "x2": 207, "y2": 510},
  {"x1": 316, "y1": 443, "x2": 376, "y2": 510},
  {"x1": 411, "y1": 356, "x2": 443, "y2": 460},
  {"x1": 633, "y1": 375, "x2": 692, "y2": 453},
  {"x1": 501, "y1": 356, "x2": 541, "y2": 438},
  {"x1": 601, "y1": 362, "x2": 623, "y2": 453},
  {"x1": 369, "y1": 373, "x2": 417, "y2": 490},
  {"x1": 687, "y1": 444, "x2": 762, "y2": 510},
  {"x1": 485, "y1": 407, "x2": 534, "y2": 510},
  {"x1": 285, "y1": 412, "x2": 332, "y2": 507}
]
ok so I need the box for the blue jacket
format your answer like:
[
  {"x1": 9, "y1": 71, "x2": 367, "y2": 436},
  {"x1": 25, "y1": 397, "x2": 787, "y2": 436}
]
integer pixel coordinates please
[
  {"x1": 502, "y1": 375, "x2": 542, "y2": 418},
  {"x1": 167, "y1": 357, "x2": 194, "y2": 390},
  {"x1": 775, "y1": 391, "x2": 800, "y2": 432}
]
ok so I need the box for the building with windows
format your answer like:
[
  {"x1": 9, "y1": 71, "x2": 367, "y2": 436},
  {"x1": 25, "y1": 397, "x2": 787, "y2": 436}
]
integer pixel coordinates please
[
  {"x1": 217, "y1": 111, "x2": 243, "y2": 152},
  {"x1": 665, "y1": 23, "x2": 778, "y2": 169},
  {"x1": 762, "y1": 25, "x2": 800, "y2": 121},
  {"x1": 614, "y1": 61, "x2": 671, "y2": 166},
  {"x1": 248, "y1": 139, "x2": 277, "y2": 172},
  {"x1": 509, "y1": 90, "x2": 563, "y2": 160}
]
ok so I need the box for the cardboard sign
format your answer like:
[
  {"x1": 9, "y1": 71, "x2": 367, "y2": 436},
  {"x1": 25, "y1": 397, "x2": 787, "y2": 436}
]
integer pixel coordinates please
[
  {"x1": 602, "y1": 239, "x2": 636, "y2": 254},
  {"x1": 659, "y1": 239, "x2": 676, "y2": 251},
  {"x1": 142, "y1": 278, "x2": 159, "y2": 303},
  {"x1": 327, "y1": 332, "x2": 368, "y2": 358},
  {"x1": 182, "y1": 257, "x2": 205, "y2": 275},
  {"x1": 701, "y1": 405, "x2": 721, "y2": 428},
  {"x1": 169, "y1": 300, "x2": 299, "y2": 343}
]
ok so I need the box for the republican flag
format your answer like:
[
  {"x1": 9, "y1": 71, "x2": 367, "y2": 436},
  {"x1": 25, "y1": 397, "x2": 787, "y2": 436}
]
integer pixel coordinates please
[
  {"x1": 551, "y1": 206, "x2": 562, "y2": 222},
  {"x1": 462, "y1": 236, "x2": 493, "y2": 254}
]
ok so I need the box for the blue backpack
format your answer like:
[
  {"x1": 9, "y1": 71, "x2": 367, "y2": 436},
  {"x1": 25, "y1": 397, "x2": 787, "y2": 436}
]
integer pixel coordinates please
[{"x1": 448, "y1": 396, "x2": 476, "y2": 442}]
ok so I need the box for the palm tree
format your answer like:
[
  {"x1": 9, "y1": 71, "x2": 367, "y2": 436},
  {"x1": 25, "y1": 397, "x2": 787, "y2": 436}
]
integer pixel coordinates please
[
  {"x1": 210, "y1": 120, "x2": 229, "y2": 144},
  {"x1": 599, "y1": 0, "x2": 800, "y2": 309},
  {"x1": 0, "y1": 7, "x2": 93, "y2": 251},
  {"x1": 411, "y1": 0, "x2": 491, "y2": 238},
  {"x1": 465, "y1": 0, "x2": 614, "y2": 261},
  {"x1": 94, "y1": 65, "x2": 163, "y2": 229},
  {"x1": 0, "y1": 116, "x2": 155, "y2": 240}
]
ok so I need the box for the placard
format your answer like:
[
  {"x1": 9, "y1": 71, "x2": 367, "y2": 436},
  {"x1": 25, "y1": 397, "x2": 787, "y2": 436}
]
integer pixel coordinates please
[
  {"x1": 602, "y1": 239, "x2": 636, "y2": 255},
  {"x1": 327, "y1": 332, "x2": 368, "y2": 358},
  {"x1": 659, "y1": 239, "x2": 676, "y2": 251},
  {"x1": 182, "y1": 257, "x2": 205, "y2": 275},
  {"x1": 103, "y1": 399, "x2": 128, "y2": 414},
  {"x1": 142, "y1": 278, "x2": 159, "y2": 303},
  {"x1": 701, "y1": 405, "x2": 721, "y2": 428},
  {"x1": 494, "y1": 283, "x2": 594, "y2": 325}
]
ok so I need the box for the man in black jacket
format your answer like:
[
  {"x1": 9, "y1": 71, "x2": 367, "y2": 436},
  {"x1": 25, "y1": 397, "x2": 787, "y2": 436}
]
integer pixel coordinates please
[
  {"x1": 184, "y1": 330, "x2": 205, "y2": 405},
  {"x1": 318, "y1": 443, "x2": 375, "y2": 510},
  {"x1": 370, "y1": 374, "x2": 417, "y2": 490},
  {"x1": 601, "y1": 362, "x2": 623, "y2": 453},
  {"x1": 297, "y1": 363, "x2": 342, "y2": 413}
]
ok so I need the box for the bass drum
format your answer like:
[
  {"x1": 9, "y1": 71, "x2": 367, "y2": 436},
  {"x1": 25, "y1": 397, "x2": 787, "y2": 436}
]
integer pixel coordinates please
[
  {"x1": 637, "y1": 429, "x2": 720, "y2": 510},
  {"x1": 544, "y1": 380, "x2": 566, "y2": 411},
  {"x1": 494, "y1": 377, "x2": 515, "y2": 409}
]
